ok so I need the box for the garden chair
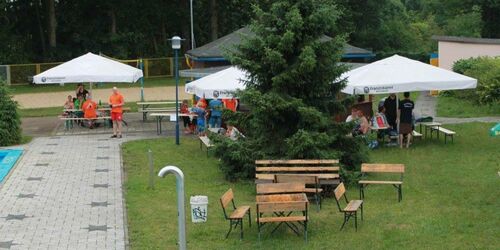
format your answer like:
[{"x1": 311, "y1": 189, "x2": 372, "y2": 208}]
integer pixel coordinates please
[
  {"x1": 219, "y1": 188, "x2": 251, "y2": 239},
  {"x1": 334, "y1": 183, "x2": 363, "y2": 231}
]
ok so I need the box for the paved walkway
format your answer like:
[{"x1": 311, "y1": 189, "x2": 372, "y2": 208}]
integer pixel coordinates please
[
  {"x1": 0, "y1": 134, "x2": 149, "y2": 249},
  {"x1": 13, "y1": 86, "x2": 190, "y2": 109}
]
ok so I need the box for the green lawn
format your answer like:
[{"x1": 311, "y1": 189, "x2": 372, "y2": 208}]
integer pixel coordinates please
[
  {"x1": 122, "y1": 123, "x2": 500, "y2": 249},
  {"x1": 437, "y1": 96, "x2": 500, "y2": 118},
  {"x1": 9, "y1": 77, "x2": 187, "y2": 95}
]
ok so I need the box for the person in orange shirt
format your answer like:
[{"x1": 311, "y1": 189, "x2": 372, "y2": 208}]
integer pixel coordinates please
[
  {"x1": 222, "y1": 98, "x2": 238, "y2": 112},
  {"x1": 108, "y1": 87, "x2": 125, "y2": 138},
  {"x1": 82, "y1": 95, "x2": 98, "y2": 129}
]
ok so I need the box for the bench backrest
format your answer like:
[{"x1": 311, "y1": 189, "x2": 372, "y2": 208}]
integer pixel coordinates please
[
  {"x1": 255, "y1": 159, "x2": 340, "y2": 182},
  {"x1": 274, "y1": 174, "x2": 318, "y2": 185},
  {"x1": 256, "y1": 183, "x2": 305, "y2": 195},
  {"x1": 333, "y1": 182, "x2": 348, "y2": 212},
  {"x1": 220, "y1": 188, "x2": 236, "y2": 220},
  {"x1": 361, "y1": 164, "x2": 405, "y2": 181}
]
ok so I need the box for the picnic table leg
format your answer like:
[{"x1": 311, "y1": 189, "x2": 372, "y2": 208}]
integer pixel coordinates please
[
  {"x1": 240, "y1": 218, "x2": 243, "y2": 240},
  {"x1": 355, "y1": 212, "x2": 358, "y2": 232},
  {"x1": 361, "y1": 204, "x2": 364, "y2": 220},
  {"x1": 248, "y1": 208, "x2": 251, "y2": 227}
]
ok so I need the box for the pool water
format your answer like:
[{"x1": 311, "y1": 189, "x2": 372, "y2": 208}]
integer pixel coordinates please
[{"x1": 0, "y1": 149, "x2": 23, "y2": 183}]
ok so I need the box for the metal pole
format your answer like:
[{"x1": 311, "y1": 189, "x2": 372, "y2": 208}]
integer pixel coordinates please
[
  {"x1": 140, "y1": 59, "x2": 145, "y2": 101},
  {"x1": 158, "y1": 166, "x2": 186, "y2": 250},
  {"x1": 175, "y1": 49, "x2": 180, "y2": 145},
  {"x1": 148, "y1": 149, "x2": 154, "y2": 189},
  {"x1": 190, "y1": 0, "x2": 195, "y2": 50}
]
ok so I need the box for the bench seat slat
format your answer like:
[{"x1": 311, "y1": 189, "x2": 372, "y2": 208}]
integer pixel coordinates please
[
  {"x1": 431, "y1": 126, "x2": 456, "y2": 135},
  {"x1": 344, "y1": 200, "x2": 363, "y2": 212},
  {"x1": 361, "y1": 164, "x2": 405, "y2": 173},
  {"x1": 256, "y1": 159, "x2": 339, "y2": 165},
  {"x1": 256, "y1": 173, "x2": 339, "y2": 180},
  {"x1": 229, "y1": 206, "x2": 250, "y2": 219},
  {"x1": 258, "y1": 216, "x2": 307, "y2": 223},
  {"x1": 60, "y1": 117, "x2": 111, "y2": 120},
  {"x1": 256, "y1": 167, "x2": 339, "y2": 172}
]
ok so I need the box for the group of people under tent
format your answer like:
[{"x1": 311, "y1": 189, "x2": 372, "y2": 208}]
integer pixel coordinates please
[
  {"x1": 180, "y1": 96, "x2": 241, "y2": 139},
  {"x1": 347, "y1": 92, "x2": 415, "y2": 149},
  {"x1": 62, "y1": 83, "x2": 125, "y2": 138}
]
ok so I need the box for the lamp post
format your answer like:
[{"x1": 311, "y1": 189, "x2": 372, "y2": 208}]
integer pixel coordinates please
[
  {"x1": 171, "y1": 36, "x2": 182, "y2": 145},
  {"x1": 190, "y1": 0, "x2": 195, "y2": 49}
]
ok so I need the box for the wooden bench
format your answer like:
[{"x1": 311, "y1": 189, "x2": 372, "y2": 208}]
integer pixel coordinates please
[
  {"x1": 431, "y1": 126, "x2": 456, "y2": 144},
  {"x1": 255, "y1": 159, "x2": 341, "y2": 187},
  {"x1": 219, "y1": 188, "x2": 251, "y2": 239},
  {"x1": 412, "y1": 130, "x2": 422, "y2": 139},
  {"x1": 199, "y1": 136, "x2": 213, "y2": 157},
  {"x1": 59, "y1": 116, "x2": 111, "y2": 130},
  {"x1": 334, "y1": 183, "x2": 363, "y2": 231},
  {"x1": 137, "y1": 101, "x2": 178, "y2": 121},
  {"x1": 358, "y1": 163, "x2": 405, "y2": 202},
  {"x1": 256, "y1": 182, "x2": 307, "y2": 195},
  {"x1": 256, "y1": 193, "x2": 308, "y2": 242}
]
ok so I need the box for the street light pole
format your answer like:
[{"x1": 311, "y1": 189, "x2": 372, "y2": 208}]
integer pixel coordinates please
[
  {"x1": 171, "y1": 36, "x2": 182, "y2": 145},
  {"x1": 190, "y1": 0, "x2": 195, "y2": 50}
]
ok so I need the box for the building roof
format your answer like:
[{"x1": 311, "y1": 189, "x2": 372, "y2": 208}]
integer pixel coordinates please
[
  {"x1": 432, "y1": 35, "x2": 500, "y2": 45},
  {"x1": 187, "y1": 27, "x2": 374, "y2": 61}
]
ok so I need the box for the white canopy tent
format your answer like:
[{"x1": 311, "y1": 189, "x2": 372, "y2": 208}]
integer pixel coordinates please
[
  {"x1": 341, "y1": 54, "x2": 477, "y2": 95},
  {"x1": 185, "y1": 66, "x2": 247, "y2": 99},
  {"x1": 33, "y1": 52, "x2": 143, "y2": 93}
]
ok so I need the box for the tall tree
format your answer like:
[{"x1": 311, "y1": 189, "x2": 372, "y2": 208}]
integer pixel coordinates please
[
  {"x1": 210, "y1": 0, "x2": 218, "y2": 40},
  {"x1": 45, "y1": 0, "x2": 57, "y2": 48},
  {"x1": 214, "y1": 0, "x2": 367, "y2": 180}
]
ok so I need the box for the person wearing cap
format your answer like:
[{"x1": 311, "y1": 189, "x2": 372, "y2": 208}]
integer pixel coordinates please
[{"x1": 108, "y1": 87, "x2": 124, "y2": 138}]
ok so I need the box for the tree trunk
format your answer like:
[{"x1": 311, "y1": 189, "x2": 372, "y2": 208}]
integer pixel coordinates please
[
  {"x1": 45, "y1": 0, "x2": 56, "y2": 48},
  {"x1": 210, "y1": 0, "x2": 218, "y2": 40},
  {"x1": 109, "y1": 9, "x2": 117, "y2": 35},
  {"x1": 35, "y1": 0, "x2": 47, "y2": 57}
]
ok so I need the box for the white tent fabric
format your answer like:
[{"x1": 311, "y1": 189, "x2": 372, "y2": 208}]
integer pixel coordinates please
[
  {"x1": 341, "y1": 54, "x2": 477, "y2": 94},
  {"x1": 185, "y1": 66, "x2": 248, "y2": 99},
  {"x1": 33, "y1": 52, "x2": 143, "y2": 84}
]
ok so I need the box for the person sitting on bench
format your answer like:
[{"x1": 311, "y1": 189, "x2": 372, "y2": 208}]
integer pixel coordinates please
[{"x1": 82, "y1": 95, "x2": 98, "y2": 129}]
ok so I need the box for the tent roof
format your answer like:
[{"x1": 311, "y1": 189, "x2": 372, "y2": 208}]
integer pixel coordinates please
[
  {"x1": 185, "y1": 66, "x2": 247, "y2": 99},
  {"x1": 33, "y1": 52, "x2": 143, "y2": 84},
  {"x1": 341, "y1": 54, "x2": 477, "y2": 94},
  {"x1": 186, "y1": 27, "x2": 374, "y2": 60}
]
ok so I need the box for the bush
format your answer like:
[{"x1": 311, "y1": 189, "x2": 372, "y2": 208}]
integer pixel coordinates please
[
  {"x1": 0, "y1": 82, "x2": 22, "y2": 146},
  {"x1": 451, "y1": 56, "x2": 500, "y2": 105}
]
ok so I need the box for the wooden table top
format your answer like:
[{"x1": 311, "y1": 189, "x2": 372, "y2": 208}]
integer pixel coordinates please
[
  {"x1": 136, "y1": 101, "x2": 179, "y2": 105},
  {"x1": 370, "y1": 126, "x2": 389, "y2": 130},
  {"x1": 64, "y1": 107, "x2": 131, "y2": 112},
  {"x1": 256, "y1": 193, "x2": 308, "y2": 203},
  {"x1": 149, "y1": 113, "x2": 198, "y2": 117}
]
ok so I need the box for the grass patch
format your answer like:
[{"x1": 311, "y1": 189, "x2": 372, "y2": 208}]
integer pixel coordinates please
[
  {"x1": 122, "y1": 123, "x2": 499, "y2": 249},
  {"x1": 20, "y1": 135, "x2": 33, "y2": 144},
  {"x1": 9, "y1": 77, "x2": 187, "y2": 95},
  {"x1": 437, "y1": 96, "x2": 500, "y2": 118}
]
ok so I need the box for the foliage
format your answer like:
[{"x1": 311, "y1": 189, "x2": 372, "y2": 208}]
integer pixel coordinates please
[
  {"x1": 212, "y1": 0, "x2": 366, "y2": 181},
  {"x1": 0, "y1": 82, "x2": 22, "y2": 146},
  {"x1": 123, "y1": 123, "x2": 500, "y2": 249},
  {"x1": 450, "y1": 56, "x2": 500, "y2": 105}
]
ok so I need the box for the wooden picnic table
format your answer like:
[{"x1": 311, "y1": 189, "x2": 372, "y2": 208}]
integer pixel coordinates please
[
  {"x1": 418, "y1": 122, "x2": 441, "y2": 139},
  {"x1": 256, "y1": 193, "x2": 309, "y2": 241},
  {"x1": 137, "y1": 101, "x2": 179, "y2": 121},
  {"x1": 149, "y1": 112, "x2": 197, "y2": 135},
  {"x1": 63, "y1": 107, "x2": 131, "y2": 112}
]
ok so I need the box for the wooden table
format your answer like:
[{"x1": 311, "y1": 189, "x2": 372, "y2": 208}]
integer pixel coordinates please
[
  {"x1": 418, "y1": 122, "x2": 442, "y2": 139},
  {"x1": 149, "y1": 112, "x2": 197, "y2": 135},
  {"x1": 256, "y1": 193, "x2": 309, "y2": 241},
  {"x1": 136, "y1": 101, "x2": 179, "y2": 121}
]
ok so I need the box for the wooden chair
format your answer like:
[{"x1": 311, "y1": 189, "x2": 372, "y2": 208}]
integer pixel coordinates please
[
  {"x1": 334, "y1": 183, "x2": 363, "y2": 231},
  {"x1": 275, "y1": 175, "x2": 322, "y2": 211},
  {"x1": 219, "y1": 188, "x2": 251, "y2": 239}
]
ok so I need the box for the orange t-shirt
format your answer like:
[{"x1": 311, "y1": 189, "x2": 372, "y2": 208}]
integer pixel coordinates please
[
  {"x1": 222, "y1": 98, "x2": 238, "y2": 112},
  {"x1": 197, "y1": 98, "x2": 207, "y2": 109},
  {"x1": 82, "y1": 100, "x2": 98, "y2": 118},
  {"x1": 109, "y1": 93, "x2": 124, "y2": 113}
]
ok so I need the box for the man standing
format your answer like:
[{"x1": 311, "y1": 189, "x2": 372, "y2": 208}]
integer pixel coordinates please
[
  {"x1": 398, "y1": 92, "x2": 414, "y2": 148},
  {"x1": 208, "y1": 98, "x2": 223, "y2": 128},
  {"x1": 383, "y1": 93, "x2": 397, "y2": 130},
  {"x1": 109, "y1": 87, "x2": 124, "y2": 138}
]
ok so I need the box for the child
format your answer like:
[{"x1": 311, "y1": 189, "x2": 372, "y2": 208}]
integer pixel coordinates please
[
  {"x1": 180, "y1": 100, "x2": 191, "y2": 134},
  {"x1": 191, "y1": 102, "x2": 206, "y2": 136},
  {"x1": 63, "y1": 95, "x2": 74, "y2": 116}
]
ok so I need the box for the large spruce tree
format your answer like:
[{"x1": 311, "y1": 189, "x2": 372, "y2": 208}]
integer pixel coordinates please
[{"x1": 213, "y1": 0, "x2": 367, "y2": 180}]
